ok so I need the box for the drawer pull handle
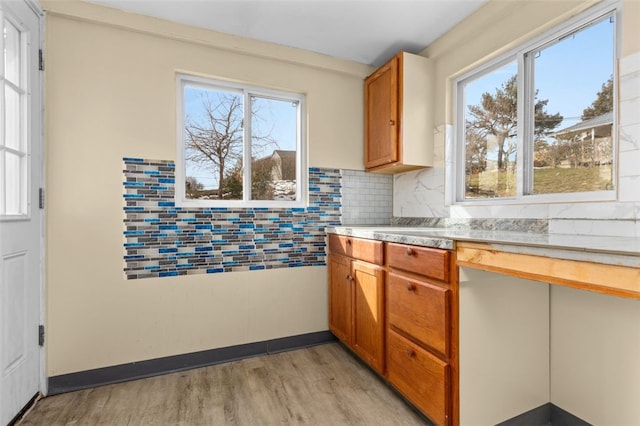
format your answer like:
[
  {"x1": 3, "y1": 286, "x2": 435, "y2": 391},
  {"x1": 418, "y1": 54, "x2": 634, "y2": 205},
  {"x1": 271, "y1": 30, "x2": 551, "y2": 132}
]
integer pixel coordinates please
[
  {"x1": 406, "y1": 348, "x2": 416, "y2": 358},
  {"x1": 406, "y1": 282, "x2": 416, "y2": 291},
  {"x1": 405, "y1": 247, "x2": 414, "y2": 256}
]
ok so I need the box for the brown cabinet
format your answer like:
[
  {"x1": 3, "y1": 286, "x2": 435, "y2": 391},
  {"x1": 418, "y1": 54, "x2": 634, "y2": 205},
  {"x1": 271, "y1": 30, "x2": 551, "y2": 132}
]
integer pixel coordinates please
[
  {"x1": 328, "y1": 235, "x2": 385, "y2": 374},
  {"x1": 364, "y1": 51, "x2": 434, "y2": 173},
  {"x1": 328, "y1": 234, "x2": 457, "y2": 425},
  {"x1": 386, "y1": 242, "x2": 456, "y2": 426}
]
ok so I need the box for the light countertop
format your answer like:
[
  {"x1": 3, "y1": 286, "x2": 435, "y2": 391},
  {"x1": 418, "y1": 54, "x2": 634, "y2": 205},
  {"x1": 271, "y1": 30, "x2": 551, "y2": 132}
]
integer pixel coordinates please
[{"x1": 327, "y1": 226, "x2": 640, "y2": 268}]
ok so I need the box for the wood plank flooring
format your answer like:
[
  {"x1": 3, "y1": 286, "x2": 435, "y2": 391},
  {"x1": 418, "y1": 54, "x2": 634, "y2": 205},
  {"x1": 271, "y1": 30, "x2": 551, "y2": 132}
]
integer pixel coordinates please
[{"x1": 19, "y1": 343, "x2": 430, "y2": 425}]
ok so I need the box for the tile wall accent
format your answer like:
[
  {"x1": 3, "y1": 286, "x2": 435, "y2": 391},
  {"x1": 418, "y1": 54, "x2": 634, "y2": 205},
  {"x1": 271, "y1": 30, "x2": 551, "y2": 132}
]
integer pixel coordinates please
[
  {"x1": 394, "y1": 124, "x2": 449, "y2": 218},
  {"x1": 123, "y1": 158, "x2": 341, "y2": 279},
  {"x1": 341, "y1": 169, "x2": 392, "y2": 225}
]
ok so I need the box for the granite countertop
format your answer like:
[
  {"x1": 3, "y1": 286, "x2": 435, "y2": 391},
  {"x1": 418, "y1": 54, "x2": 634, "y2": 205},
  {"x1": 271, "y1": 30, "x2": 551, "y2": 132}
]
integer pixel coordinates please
[{"x1": 327, "y1": 226, "x2": 640, "y2": 268}]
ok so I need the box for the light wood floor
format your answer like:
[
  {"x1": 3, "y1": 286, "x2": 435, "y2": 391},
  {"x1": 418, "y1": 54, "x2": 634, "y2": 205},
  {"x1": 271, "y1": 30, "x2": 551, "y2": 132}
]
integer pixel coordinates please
[{"x1": 19, "y1": 343, "x2": 430, "y2": 425}]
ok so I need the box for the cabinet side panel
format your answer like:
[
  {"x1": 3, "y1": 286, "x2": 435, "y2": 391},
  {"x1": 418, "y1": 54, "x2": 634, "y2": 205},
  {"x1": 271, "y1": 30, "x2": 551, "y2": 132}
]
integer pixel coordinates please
[{"x1": 401, "y1": 52, "x2": 434, "y2": 167}]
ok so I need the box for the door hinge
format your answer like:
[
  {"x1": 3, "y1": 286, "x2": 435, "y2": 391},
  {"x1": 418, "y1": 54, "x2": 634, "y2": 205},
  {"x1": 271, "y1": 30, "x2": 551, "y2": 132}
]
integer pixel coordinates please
[
  {"x1": 39, "y1": 49, "x2": 44, "y2": 71},
  {"x1": 39, "y1": 188, "x2": 45, "y2": 209},
  {"x1": 38, "y1": 325, "x2": 45, "y2": 347}
]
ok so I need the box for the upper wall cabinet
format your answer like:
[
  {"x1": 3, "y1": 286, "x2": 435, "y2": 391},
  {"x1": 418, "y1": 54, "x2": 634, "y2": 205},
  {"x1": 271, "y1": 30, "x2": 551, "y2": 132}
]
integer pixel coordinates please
[{"x1": 364, "y1": 51, "x2": 434, "y2": 173}]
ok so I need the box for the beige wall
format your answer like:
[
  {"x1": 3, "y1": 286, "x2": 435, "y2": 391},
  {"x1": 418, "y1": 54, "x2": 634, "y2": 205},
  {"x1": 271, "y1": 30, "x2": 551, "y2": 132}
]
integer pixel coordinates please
[
  {"x1": 550, "y1": 286, "x2": 640, "y2": 425},
  {"x1": 459, "y1": 268, "x2": 550, "y2": 425},
  {"x1": 43, "y1": 1, "x2": 369, "y2": 376}
]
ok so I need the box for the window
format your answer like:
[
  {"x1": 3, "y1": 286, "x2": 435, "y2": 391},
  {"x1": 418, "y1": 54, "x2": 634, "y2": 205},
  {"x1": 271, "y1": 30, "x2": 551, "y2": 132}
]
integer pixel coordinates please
[
  {"x1": 455, "y1": 5, "x2": 617, "y2": 203},
  {"x1": 176, "y1": 74, "x2": 306, "y2": 207},
  {"x1": 1, "y1": 16, "x2": 28, "y2": 217}
]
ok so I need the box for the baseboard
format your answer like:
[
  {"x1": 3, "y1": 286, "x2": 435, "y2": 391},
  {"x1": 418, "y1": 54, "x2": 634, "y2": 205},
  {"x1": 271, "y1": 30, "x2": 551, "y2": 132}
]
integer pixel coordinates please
[
  {"x1": 549, "y1": 404, "x2": 592, "y2": 426},
  {"x1": 48, "y1": 330, "x2": 336, "y2": 396},
  {"x1": 497, "y1": 403, "x2": 591, "y2": 426}
]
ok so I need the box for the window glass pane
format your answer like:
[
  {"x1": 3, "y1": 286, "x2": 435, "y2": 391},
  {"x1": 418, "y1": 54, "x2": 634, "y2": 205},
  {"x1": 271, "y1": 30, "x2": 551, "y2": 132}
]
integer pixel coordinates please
[
  {"x1": 4, "y1": 19, "x2": 21, "y2": 86},
  {"x1": 250, "y1": 96, "x2": 298, "y2": 201},
  {"x1": 183, "y1": 85, "x2": 244, "y2": 200},
  {"x1": 4, "y1": 152, "x2": 23, "y2": 215},
  {"x1": 463, "y1": 61, "x2": 518, "y2": 199},
  {"x1": 531, "y1": 15, "x2": 614, "y2": 194},
  {"x1": 4, "y1": 85, "x2": 21, "y2": 150}
]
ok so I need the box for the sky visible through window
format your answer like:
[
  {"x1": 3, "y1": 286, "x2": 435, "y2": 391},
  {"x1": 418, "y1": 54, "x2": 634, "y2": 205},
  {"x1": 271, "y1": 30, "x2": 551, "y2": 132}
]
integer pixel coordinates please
[
  {"x1": 465, "y1": 16, "x2": 614, "y2": 133},
  {"x1": 184, "y1": 87, "x2": 298, "y2": 191}
]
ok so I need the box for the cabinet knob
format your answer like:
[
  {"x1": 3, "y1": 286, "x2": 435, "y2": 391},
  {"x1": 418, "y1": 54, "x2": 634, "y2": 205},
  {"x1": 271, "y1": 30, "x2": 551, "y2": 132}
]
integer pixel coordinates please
[
  {"x1": 346, "y1": 239, "x2": 352, "y2": 245},
  {"x1": 405, "y1": 247, "x2": 414, "y2": 256},
  {"x1": 389, "y1": 119, "x2": 395, "y2": 126},
  {"x1": 406, "y1": 348, "x2": 416, "y2": 358},
  {"x1": 406, "y1": 282, "x2": 416, "y2": 292},
  {"x1": 346, "y1": 274, "x2": 353, "y2": 282}
]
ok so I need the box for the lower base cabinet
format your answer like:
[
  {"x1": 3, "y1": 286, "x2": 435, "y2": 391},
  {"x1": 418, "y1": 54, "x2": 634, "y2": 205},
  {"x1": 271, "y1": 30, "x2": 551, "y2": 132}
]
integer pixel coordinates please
[
  {"x1": 328, "y1": 235, "x2": 385, "y2": 375},
  {"x1": 328, "y1": 234, "x2": 457, "y2": 426}
]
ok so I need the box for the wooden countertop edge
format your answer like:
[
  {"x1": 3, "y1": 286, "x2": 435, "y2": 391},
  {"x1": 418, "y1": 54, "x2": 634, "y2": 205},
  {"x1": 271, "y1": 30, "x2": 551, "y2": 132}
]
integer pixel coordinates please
[{"x1": 456, "y1": 242, "x2": 640, "y2": 300}]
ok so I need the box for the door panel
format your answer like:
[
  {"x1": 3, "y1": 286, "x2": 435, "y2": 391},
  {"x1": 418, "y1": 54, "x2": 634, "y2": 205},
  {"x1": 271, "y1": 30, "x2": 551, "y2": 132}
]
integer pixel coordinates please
[
  {"x1": 352, "y1": 260, "x2": 385, "y2": 374},
  {"x1": 0, "y1": 0, "x2": 42, "y2": 423},
  {"x1": 328, "y1": 254, "x2": 352, "y2": 344}
]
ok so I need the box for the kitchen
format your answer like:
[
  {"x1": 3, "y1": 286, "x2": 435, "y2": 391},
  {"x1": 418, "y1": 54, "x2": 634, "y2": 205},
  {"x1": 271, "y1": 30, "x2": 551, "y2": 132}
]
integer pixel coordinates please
[{"x1": 1, "y1": 0, "x2": 639, "y2": 425}]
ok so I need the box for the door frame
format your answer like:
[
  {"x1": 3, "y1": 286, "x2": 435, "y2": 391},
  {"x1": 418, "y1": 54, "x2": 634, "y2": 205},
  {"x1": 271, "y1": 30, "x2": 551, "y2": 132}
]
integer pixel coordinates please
[
  {"x1": 24, "y1": 0, "x2": 46, "y2": 398},
  {"x1": 23, "y1": 0, "x2": 48, "y2": 396}
]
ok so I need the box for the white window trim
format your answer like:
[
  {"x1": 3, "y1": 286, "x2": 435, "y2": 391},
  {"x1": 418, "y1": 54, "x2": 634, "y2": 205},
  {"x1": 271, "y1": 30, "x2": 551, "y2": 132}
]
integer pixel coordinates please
[
  {"x1": 0, "y1": 10, "x2": 31, "y2": 220},
  {"x1": 451, "y1": 1, "x2": 620, "y2": 206},
  {"x1": 176, "y1": 73, "x2": 307, "y2": 208}
]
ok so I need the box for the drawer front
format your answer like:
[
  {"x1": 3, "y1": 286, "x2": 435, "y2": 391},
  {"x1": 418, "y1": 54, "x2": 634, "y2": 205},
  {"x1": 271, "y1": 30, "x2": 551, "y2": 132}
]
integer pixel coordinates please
[
  {"x1": 388, "y1": 272, "x2": 450, "y2": 358},
  {"x1": 328, "y1": 234, "x2": 383, "y2": 265},
  {"x1": 387, "y1": 329, "x2": 450, "y2": 426},
  {"x1": 387, "y1": 243, "x2": 450, "y2": 282}
]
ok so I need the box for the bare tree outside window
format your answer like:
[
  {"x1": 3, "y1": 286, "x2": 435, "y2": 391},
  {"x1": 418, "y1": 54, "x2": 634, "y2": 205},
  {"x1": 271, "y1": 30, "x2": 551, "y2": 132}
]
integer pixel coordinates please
[
  {"x1": 183, "y1": 88, "x2": 299, "y2": 201},
  {"x1": 185, "y1": 90, "x2": 244, "y2": 200}
]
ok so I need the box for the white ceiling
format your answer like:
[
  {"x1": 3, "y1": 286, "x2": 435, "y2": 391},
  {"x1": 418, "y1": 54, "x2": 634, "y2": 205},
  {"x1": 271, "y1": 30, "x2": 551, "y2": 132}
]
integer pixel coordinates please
[{"x1": 87, "y1": 0, "x2": 487, "y2": 66}]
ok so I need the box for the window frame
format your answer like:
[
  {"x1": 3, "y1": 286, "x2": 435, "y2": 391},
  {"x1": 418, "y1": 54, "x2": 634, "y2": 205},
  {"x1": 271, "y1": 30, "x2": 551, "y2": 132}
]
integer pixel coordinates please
[
  {"x1": 0, "y1": 12, "x2": 30, "y2": 220},
  {"x1": 176, "y1": 73, "x2": 307, "y2": 208},
  {"x1": 452, "y1": 2, "x2": 620, "y2": 206}
]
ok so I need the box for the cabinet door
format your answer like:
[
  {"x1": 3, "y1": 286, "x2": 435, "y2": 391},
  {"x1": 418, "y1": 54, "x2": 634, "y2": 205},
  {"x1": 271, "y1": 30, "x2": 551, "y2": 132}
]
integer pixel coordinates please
[
  {"x1": 328, "y1": 254, "x2": 352, "y2": 344},
  {"x1": 365, "y1": 56, "x2": 399, "y2": 169},
  {"x1": 352, "y1": 260, "x2": 385, "y2": 374}
]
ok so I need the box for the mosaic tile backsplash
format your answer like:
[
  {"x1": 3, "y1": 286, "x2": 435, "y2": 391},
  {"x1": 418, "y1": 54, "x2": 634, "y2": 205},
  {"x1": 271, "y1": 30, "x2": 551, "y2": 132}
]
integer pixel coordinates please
[{"x1": 123, "y1": 158, "x2": 341, "y2": 279}]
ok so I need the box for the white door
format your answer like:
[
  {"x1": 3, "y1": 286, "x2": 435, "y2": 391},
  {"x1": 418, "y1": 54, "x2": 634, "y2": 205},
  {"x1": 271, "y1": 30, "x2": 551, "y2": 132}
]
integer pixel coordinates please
[{"x1": 0, "y1": 0, "x2": 42, "y2": 424}]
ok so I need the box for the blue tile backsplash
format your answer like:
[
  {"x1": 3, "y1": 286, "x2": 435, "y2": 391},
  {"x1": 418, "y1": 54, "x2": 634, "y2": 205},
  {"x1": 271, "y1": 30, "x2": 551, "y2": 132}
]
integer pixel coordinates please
[{"x1": 123, "y1": 158, "x2": 341, "y2": 279}]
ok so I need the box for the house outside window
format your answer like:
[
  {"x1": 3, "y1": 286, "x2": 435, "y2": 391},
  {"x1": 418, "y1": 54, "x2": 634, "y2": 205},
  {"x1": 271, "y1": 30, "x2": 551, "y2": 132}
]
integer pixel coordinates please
[
  {"x1": 176, "y1": 74, "x2": 307, "y2": 207},
  {"x1": 454, "y1": 4, "x2": 618, "y2": 204}
]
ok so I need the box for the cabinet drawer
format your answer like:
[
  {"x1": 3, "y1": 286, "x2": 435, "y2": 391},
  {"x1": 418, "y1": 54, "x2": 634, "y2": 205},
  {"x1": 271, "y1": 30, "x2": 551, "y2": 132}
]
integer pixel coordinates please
[
  {"x1": 387, "y1": 243, "x2": 449, "y2": 282},
  {"x1": 328, "y1": 234, "x2": 383, "y2": 265},
  {"x1": 388, "y1": 272, "x2": 450, "y2": 358},
  {"x1": 387, "y1": 329, "x2": 450, "y2": 426}
]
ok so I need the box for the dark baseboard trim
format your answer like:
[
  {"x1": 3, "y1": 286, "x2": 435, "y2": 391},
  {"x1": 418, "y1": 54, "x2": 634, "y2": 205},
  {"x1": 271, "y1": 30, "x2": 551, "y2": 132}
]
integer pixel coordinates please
[
  {"x1": 550, "y1": 404, "x2": 592, "y2": 426},
  {"x1": 496, "y1": 404, "x2": 551, "y2": 426},
  {"x1": 497, "y1": 403, "x2": 591, "y2": 426},
  {"x1": 48, "y1": 330, "x2": 336, "y2": 396}
]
